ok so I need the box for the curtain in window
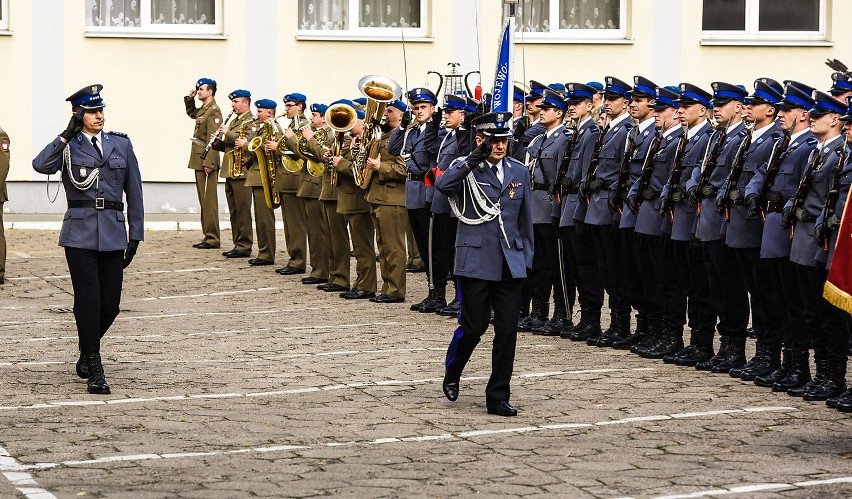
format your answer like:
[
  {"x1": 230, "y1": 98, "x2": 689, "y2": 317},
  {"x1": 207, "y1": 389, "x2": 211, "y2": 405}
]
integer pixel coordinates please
[
  {"x1": 357, "y1": 1, "x2": 418, "y2": 28},
  {"x1": 300, "y1": 0, "x2": 348, "y2": 30},
  {"x1": 88, "y1": 0, "x2": 140, "y2": 27},
  {"x1": 151, "y1": 0, "x2": 214, "y2": 25},
  {"x1": 516, "y1": 0, "x2": 549, "y2": 32},
  {"x1": 559, "y1": 0, "x2": 619, "y2": 29}
]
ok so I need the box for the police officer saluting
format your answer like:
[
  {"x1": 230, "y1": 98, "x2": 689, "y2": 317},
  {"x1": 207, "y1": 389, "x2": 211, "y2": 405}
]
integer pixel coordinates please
[{"x1": 33, "y1": 84, "x2": 144, "y2": 394}]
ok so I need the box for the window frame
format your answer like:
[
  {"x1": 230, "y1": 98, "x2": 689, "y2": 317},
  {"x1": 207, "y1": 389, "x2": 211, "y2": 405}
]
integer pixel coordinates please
[
  {"x1": 296, "y1": 0, "x2": 429, "y2": 42},
  {"x1": 508, "y1": 0, "x2": 630, "y2": 44},
  {"x1": 83, "y1": 0, "x2": 223, "y2": 39},
  {"x1": 0, "y1": 0, "x2": 9, "y2": 32},
  {"x1": 701, "y1": 0, "x2": 827, "y2": 44}
]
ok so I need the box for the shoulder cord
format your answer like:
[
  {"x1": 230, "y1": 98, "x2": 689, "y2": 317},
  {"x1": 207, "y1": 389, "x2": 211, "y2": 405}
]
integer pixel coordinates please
[
  {"x1": 47, "y1": 144, "x2": 98, "y2": 203},
  {"x1": 448, "y1": 164, "x2": 511, "y2": 248}
]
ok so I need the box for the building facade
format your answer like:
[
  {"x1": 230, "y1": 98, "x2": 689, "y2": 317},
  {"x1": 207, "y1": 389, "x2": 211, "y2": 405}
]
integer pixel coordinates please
[{"x1": 0, "y1": 0, "x2": 848, "y2": 213}]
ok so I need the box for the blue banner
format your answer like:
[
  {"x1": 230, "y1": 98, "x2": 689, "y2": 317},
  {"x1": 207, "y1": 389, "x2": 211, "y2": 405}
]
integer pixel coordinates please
[{"x1": 490, "y1": 18, "x2": 514, "y2": 114}]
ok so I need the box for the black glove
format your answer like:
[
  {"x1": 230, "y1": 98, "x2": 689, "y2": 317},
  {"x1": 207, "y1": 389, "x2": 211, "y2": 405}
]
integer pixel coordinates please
[
  {"x1": 513, "y1": 116, "x2": 530, "y2": 140},
  {"x1": 780, "y1": 206, "x2": 792, "y2": 229},
  {"x1": 687, "y1": 186, "x2": 699, "y2": 207},
  {"x1": 607, "y1": 188, "x2": 620, "y2": 214},
  {"x1": 466, "y1": 138, "x2": 491, "y2": 168},
  {"x1": 814, "y1": 221, "x2": 827, "y2": 244},
  {"x1": 577, "y1": 181, "x2": 587, "y2": 202},
  {"x1": 59, "y1": 110, "x2": 84, "y2": 141},
  {"x1": 400, "y1": 110, "x2": 413, "y2": 129},
  {"x1": 745, "y1": 194, "x2": 759, "y2": 218},
  {"x1": 429, "y1": 107, "x2": 442, "y2": 129},
  {"x1": 626, "y1": 194, "x2": 638, "y2": 214},
  {"x1": 123, "y1": 240, "x2": 139, "y2": 269},
  {"x1": 715, "y1": 197, "x2": 726, "y2": 215}
]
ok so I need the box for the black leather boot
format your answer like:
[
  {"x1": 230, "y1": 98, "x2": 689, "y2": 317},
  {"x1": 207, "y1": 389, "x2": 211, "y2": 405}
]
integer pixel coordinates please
[
  {"x1": 741, "y1": 343, "x2": 781, "y2": 382},
  {"x1": 643, "y1": 327, "x2": 685, "y2": 360},
  {"x1": 595, "y1": 311, "x2": 630, "y2": 347},
  {"x1": 437, "y1": 296, "x2": 460, "y2": 317},
  {"x1": 755, "y1": 348, "x2": 791, "y2": 388},
  {"x1": 420, "y1": 284, "x2": 447, "y2": 313},
  {"x1": 729, "y1": 342, "x2": 762, "y2": 379},
  {"x1": 695, "y1": 335, "x2": 731, "y2": 371},
  {"x1": 832, "y1": 389, "x2": 852, "y2": 411},
  {"x1": 520, "y1": 300, "x2": 546, "y2": 332},
  {"x1": 631, "y1": 322, "x2": 662, "y2": 355},
  {"x1": 76, "y1": 353, "x2": 89, "y2": 379},
  {"x1": 569, "y1": 309, "x2": 602, "y2": 342},
  {"x1": 710, "y1": 335, "x2": 747, "y2": 373},
  {"x1": 85, "y1": 352, "x2": 111, "y2": 395},
  {"x1": 775, "y1": 350, "x2": 811, "y2": 392},
  {"x1": 410, "y1": 288, "x2": 434, "y2": 312},
  {"x1": 672, "y1": 330, "x2": 714, "y2": 366},
  {"x1": 612, "y1": 314, "x2": 648, "y2": 350},
  {"x1": 804, "y1": 358, "x2": 847, "y2": 401},
  {"x1": 788, "y1": 356, "x2": 823, "y2": 397},
  {"x1": 530, "y1": 301, "x2": 551, "y2": 333},
  {"x1": 536, "y1": 303, "x2": 569, "y2": 336}
]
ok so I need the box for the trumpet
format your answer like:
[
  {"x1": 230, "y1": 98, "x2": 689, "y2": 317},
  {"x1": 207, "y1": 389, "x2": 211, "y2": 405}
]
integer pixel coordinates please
[
  {"x1": 273, "y1": 112, "x2": 305, "y2": 173},
  {"x1": 201, "y1": 110, "x2": 234, "y2": 160}
]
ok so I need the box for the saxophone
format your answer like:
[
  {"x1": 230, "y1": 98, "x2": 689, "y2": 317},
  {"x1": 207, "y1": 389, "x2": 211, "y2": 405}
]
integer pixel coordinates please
[
  {"x1": 248, "y1": 121, "x2": 282, "y2": 209},
  {"x1": 230, "y1": 120, "x2": 248, "y2": 179}
]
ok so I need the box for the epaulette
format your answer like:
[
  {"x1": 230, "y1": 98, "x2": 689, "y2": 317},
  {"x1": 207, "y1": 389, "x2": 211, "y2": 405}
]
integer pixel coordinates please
[
  {"x1": 108, "y1": 131, "x2": 128, "y2": 138},
  {"x1": 505, "y1": 156, "x2": 525, "y2": 168},
  {"x1": 806, "y1": 137, "x2": 819, "y2": 146},
  {"x1": 770, "y1": 131, "x2": 784, "y2": 140},
  {"x1": 737, "y1": 129, "x2": 749, "y2": 137}
]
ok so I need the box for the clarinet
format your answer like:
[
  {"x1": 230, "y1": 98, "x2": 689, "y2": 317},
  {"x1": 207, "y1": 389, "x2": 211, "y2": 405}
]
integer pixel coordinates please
[{"x1": 200, "y1": 110, "x2": 235, "y2": 160}]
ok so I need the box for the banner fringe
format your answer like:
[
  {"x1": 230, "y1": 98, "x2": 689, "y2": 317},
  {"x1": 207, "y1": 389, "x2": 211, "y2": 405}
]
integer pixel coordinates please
[{"x1": 824, "y1": 280, "x2": 852, "y2": 315}]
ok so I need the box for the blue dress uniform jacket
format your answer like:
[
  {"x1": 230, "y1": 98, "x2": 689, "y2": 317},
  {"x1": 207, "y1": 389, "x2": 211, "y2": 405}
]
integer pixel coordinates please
[
  {"x1": 619, "y1": 121, "x2": 656, "y2": 229},
  {"x1": 585, "y1": 116, "x2": 633, "y2": 226},
  {"x1": 687, "y1": 122, "x2": 749, "y2": 242},
  {"x1": 33, "y1": 134, "x2": 144, "y2": 251},
  {"x1": 822, "y1": 158, "x2": 852, "y2": 268},
  {"x1": 745, "y1": 130, "x2": 817, "y2": 259},
  {"x1": 510, "y1": 120, "x2": 546, "y2": 162},
  {"x1": 559, "y1": 119, "x2": 600, "y2": 226},
  {"x1": 388, "y1": 122, "x2": 438, "y2": 210},
  {"x1": 525, "y1": 125, "x2": 571, "y2": 224},
  {"x1": 789, "y1": 135, "x2": 848, "y2": 267},
  {"x1": 721, "y1": 122, "x2": 782, "y2": 249},
  {"x1": 432, "y1": 128, "x2": 462, "y2": 215},
  {"x1": 661, "y1": 121, "x2": 713, "y2": 241},
  {"x1": 632, "y1": 126, "x2": 684, "y2": 236},
  {"x1": 435, "y1": 156, "x2": 534, "y2": 281}
]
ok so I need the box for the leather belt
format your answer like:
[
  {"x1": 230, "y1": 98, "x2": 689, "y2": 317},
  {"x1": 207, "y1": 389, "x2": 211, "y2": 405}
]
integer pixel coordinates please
[
  {"x1": 700, "y1": 184, "x2": 717, "y2": 197},
  {"x1": 532, "y1": 181, "x2": 549, "y2": 191},
  {"x1": 587, "y1": 179, "x2": 610, "y2": 191},
  {"x1": 639, "y1": 187, "x2": 660, "y2": 200},
  {"x1": 794, "y1": 207, "x2": 815, "y2": 223},
  {"x1": 407, "y1": 172, "x2": 425, "y2": 181},
  {"x1": 68, "y1": 199, "x2": 124, "y2": 211},
  {"x1": 765, "y1": 191, "x2": 783, "y2": 213},
  {"x1": 726, "y1": 188, "x2": 744, "y2": 205},
  {"x1": 561, "y1": 187, "x2": 579, "y2": 195},
  {"x1": 669, "y1": 188, "x2": 684, "y2": 202}
]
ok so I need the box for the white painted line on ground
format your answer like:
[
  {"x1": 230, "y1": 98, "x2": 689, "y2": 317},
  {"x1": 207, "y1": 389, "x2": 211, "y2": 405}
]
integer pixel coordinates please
[
  {"x1": 0, "y1": 368, "x2": 654, "y2": 412},
  {"x1": 6, "y1": 267, "x2": 222, "y2": 281},
  {"x1": 127, "y1": 287, "x2": 279, "y2": 302},
  {"x1": 0, "y1": 446, "x2": 56, "y2": 499},
  {"x1": 3, "y1": 406, "x2": 798, "y2": 475}
]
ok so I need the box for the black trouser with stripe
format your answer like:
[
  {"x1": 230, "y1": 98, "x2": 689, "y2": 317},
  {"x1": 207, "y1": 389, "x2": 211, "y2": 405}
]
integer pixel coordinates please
[{"x1": 65, "y1": 248, "x2": 124, "y2": 355}]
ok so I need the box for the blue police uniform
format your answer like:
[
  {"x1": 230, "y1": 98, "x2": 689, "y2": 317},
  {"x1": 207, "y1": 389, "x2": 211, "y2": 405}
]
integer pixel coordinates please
[
  {"x1": 661, "y1": 120, "x2": 713, "y2": 241},
  {"x1": 436, "y1": 112, "x2": 533, "y2": 416}
]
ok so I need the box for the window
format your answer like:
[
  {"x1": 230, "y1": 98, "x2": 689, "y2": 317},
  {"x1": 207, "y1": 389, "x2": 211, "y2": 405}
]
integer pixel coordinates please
[
  {"x1": 0, "y1": 0, "x2": 8, "y2": 31},
  {"x1": 297, "y1": 0, "x2": 427, "y2": 40},
  {"x1": 509, "y1": 0, "x2": 628, "y2": 42},
  {"x1": 702, "y1": 0, "x2": 825, "y2": 43},
  {"x1": 85, "y1": 0, "x2": 222, "y2": 37}
]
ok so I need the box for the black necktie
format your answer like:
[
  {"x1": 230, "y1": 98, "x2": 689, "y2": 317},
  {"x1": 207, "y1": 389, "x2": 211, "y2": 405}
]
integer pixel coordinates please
[
  {"x1": 491, "y1": 164, "x2": 499, "y2": 177},
  {"x1": 91, "y1": 136, "x2": 102, "y2": 159}
]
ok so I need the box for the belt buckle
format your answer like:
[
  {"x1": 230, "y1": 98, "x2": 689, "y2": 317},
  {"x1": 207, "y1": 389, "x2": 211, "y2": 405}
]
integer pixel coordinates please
[
  {"x1": 795, "y1": 207, "x2": 808, "y2": 222},
  {"x1": 700, "y1": 184, "x2": 715, "y2": 197},
  {"x1": 728, "y1": 189, "x2": 741, "y2": 203},
  {"x1": 670, "y1": 189, "x2": 683, "y2": 202},
  {"x1": 95, "y1": 197, "x2": 105, "y2": 210}
]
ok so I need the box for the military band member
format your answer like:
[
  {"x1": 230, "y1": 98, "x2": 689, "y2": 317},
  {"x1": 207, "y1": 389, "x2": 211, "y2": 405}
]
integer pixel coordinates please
[
  {"x1": 685, "y1": 82, "x2": 751, "y2": 373},
  {"x1": 309, "y1": 103, "x2": 350, "y2": 293},
  {"x1": 582, "y1": 77, "x2": 634, "y2": 346},
  {"x1": 521, "y1": 89, "x2": 572, "y2": 335},
  {"x1": 611, "y1": 76, "x2": 659, "y2": 350},
  {"x1": 388, "y1": 88, "x2": 439, "y2": 311},
  {"x1": 783, "y1": 91, "x2": 850, "y2": 401},
  {"x1": 274, "y1": 93, "x2": 310, "y2": 276},
  {"x1": 184, "y1": 77, "x2": 222, "y2": 249},
  {"x1": 366, "y1": 100, "x2": 409, "y2": 303},
  {"x1": 33, "y1": 84, "x2": 144, "y2": 394},
  {"x1": 437, "y1": 112, "x2": 534, "y2": 417},
  {"x1": 744, "y1": 82, "x2": 817, "y2": 390},
  {"x1": 0, "y1": 124, "x2": 8, "y2": 285},
  {"x1": 242, "y1": 99, "x2": 281, "y2": 266},
  {"x1": 213, "y1": 89, "x2": 254, "y2": 259},
  {"x1": 558, "y1": 83, "x2": 603, "y2": 342},
  {"x1": 332, "y1": 111, "x2": 377, "y2": 299},
  {"x1": 661, "y1": 83, "x2": 716, "y2": 366},
  {"x1": 627, "y1": 86, "x2": 684, "y2": 358},
  {"x1": 720, "y1": 80, "x2": 784, "y2": 380}
]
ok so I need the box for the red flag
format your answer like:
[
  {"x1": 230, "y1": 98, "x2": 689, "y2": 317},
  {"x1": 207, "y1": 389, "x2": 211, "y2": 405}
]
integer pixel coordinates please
[{"x1": 824, "y1": 193, "x2": 852, "y2": 314}]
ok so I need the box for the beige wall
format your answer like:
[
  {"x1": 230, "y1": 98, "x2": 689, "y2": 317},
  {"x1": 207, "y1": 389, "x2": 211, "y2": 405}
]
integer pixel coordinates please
[{"x1": 0, "y1": 0, "x2": 850, "y2": 190}]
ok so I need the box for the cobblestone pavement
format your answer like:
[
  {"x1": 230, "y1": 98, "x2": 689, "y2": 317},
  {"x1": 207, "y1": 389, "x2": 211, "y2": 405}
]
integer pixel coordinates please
[{"x1": 1, "y1": 228, "x2": 852, "y2": 498}]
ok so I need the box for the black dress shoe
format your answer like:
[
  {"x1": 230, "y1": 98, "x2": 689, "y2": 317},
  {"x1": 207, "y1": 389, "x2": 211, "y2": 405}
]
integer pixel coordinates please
[
  {"x1": 340, "y1": 290, "x2": 376, "y2": 300},
  {"x1": 84, "y1": 352, "x2": 110, "y2": 395},
  {"x1": 301, "y1": 276, "x2": 328, "y2": 285},
  {"x1": 322, "y1": 283, "x2": 348, "y2": 292},
  {"x1": 405, "y1": 264, "x2": 426, "y2": 273},
  {"x1": 370, "y1": 293, "x2": 404, "y2": 303},
  {"x1": 76, "y1": 354, "x2": 88, "y2": 379},
  {"x1": 196, "y1": 242, "x2": 218, "y2": 249},
  {"x1": 443, "y1": 375, "x2": 460, "y2": 401},
  {"x1": 249, "y1": 258, "x2": 274, "y2": 266},
  {"x1": 486, "y1": 400, "x2": 518, "y2": 416},
  {"x1": 223, "y1": 249, "x2": 250, "y2": 258},
  {"x1": 275, "y1": 266, "x2": 305, "y2": 275},
  {"x1": 192, "y1": 242, "x2": 203, "y2": 248}
]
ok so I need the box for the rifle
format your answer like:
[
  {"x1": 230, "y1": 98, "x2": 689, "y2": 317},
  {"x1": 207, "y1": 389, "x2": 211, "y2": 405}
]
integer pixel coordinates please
[
  {"x1": 633, "y1": 130, "x2": 664, "y2": 212},
  {"x1": 660, "y1": 125, "x2": 690, "y2": 222},
  {"x1": 551, "y1": 125, "x2": 579, "y2": 204},
  {"x1": 756, "y1": 128, "x2": 792, "y2": 221},
  {"x1": 787, "y1": 146, "x2": 824, "y2": 239},
  {"x1": 694, "y1": 116, "x2": 734, "y2": 216},
  {"x1": 719, "y1": 122, "x2": 755, "y2": 222},
  {"x1": 817, "y1": 134, "x2": 850, "y2": 252},
  {"x1": 611, "y1": 126, "x2": 639, "y2": 215},
  {"x1": 580, "y1": 122, "x2": 608, "y2": 205}
]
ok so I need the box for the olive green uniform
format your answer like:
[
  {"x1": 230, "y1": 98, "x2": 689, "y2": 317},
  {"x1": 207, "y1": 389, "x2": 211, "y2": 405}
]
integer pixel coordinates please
[
  {"x1": 214, "y1": 111, "x2": 254, "y2": 255},
  {"x1": 276, "y1": 121, "x2": 307, "y2": 271},
  {"x1": 294, "y1": 126, "x2": 329, "y2": 280},
  {"x1": 336, "y1": 137, "x2": 376, "y2": 293},
  {"x1": 365, "y1": 130, "x2": 408, "y2": 299},
  {"x1": 0, "y1": 127, "x2": 9, "y2": 283},
  {"x1": 244, "y1": 120, "x2": 279, "y2": 263},
  {"x1": 313, "y1": 127, "x2": 350, "y2": 288},
  {"x1": 184, "y1": 96, "x2": 222, "y2": 247}
]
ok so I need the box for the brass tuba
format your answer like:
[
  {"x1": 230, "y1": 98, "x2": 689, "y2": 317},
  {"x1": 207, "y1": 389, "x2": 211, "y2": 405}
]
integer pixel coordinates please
[
  {"x1": 274, "y1": 113, "x2": 305, "y2": 174},
  {"x1": 247, "y1": 121, "x2": 282, "y2": 210},
  {"x1": 324, "y1": 103, "x2": 358, "y2": 186},
  {"x1": 352, "y1": 75, "x2": 402, "y2": 189}
]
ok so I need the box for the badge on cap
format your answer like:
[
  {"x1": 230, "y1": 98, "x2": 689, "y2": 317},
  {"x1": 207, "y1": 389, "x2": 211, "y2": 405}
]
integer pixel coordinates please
[
  {"x1": 606, "y1": 77, "x2": 613, "y2": 85},
  {"x1": 712, "y1": 82, "x2": 719, "y2": 91},
  {"x1": 634, "y1": 76, "x2": 641, "y2": 85},
  {"x1": 496, "y1": 114, "x2": 505, "y2": 123},
  {"x1": 568, "y1": 83, "x2": 575, "y2": 92}
]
